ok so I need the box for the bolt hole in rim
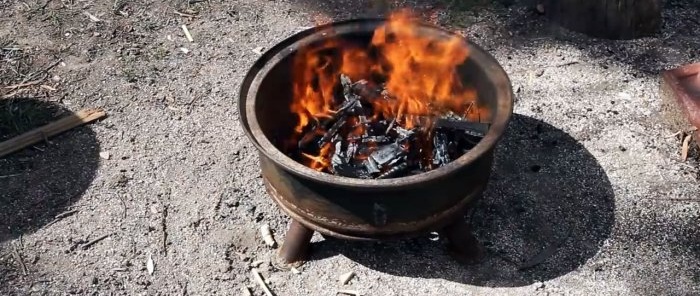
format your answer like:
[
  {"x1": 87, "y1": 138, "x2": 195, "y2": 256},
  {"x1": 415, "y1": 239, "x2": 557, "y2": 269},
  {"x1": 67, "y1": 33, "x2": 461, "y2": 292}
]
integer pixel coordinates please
[{"x1": 239, "y1": 18, "x2": 514, "y2": 188}]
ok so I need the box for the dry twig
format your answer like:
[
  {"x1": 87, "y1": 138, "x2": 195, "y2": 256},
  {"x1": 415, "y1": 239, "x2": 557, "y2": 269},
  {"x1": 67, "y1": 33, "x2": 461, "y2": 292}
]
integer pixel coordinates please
[
  {"x1": 337, "y1": 289, "x2": 362, "y2": 296},
  {"x1": 45, "y1": 209, "x2": 79, "y2": 227},
  {"x1": 339, "y1": 271, "x2": 355, "y2": 285},
  {"x1": 242, "y1": 287, "x2": 253, "y2": 296},
  {"x1": 83, "y1": 11, "x2": 101, "y2": 22},
  {"x1": 4, "y1": 79, "x2": 44, "y2": 90},
  {"x1": 181, "y1": 25, "x2": 194, "y2": 42},
  {"x1": 681, "y1": 134, "x2": 692, "y2": 161},
  {"x1": 251, "y1": 268, "x2": 274, "y2": 296},
  {"x1": 10, "y1": 249, "x2": 27, "y2": 274},
  {"x1": 147, "y1": 254, "x2": 155, "y2": 275},
  {"x1": 12, "y1": 244, "x2": 28, "y2": 275},
  {"x1": 162, "y1": 204, "x2": 169, "y2": 254},
  {"x1": 81, "y1": 233, "x2": 112, "y2": 250},
  {"x1": 174, "y1": 10, "x2": 196, "y2": 18}
]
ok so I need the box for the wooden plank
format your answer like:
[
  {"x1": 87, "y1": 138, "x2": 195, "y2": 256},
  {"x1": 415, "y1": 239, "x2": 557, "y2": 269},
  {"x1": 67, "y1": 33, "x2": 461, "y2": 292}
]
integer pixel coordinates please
[{"x1": 0, "y1": 108, "x2": 106, "y2": 158}]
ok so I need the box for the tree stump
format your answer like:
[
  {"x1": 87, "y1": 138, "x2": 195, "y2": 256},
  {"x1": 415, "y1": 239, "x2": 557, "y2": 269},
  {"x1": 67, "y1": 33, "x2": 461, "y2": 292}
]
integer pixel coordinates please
[{"x1": 544, "y1": 0, "x2": 662, "y2": 40}]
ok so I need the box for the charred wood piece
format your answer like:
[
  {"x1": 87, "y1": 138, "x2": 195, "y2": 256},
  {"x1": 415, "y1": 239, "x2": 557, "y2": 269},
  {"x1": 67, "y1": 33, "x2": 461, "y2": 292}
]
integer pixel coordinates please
[
  {"x1": 333, "y1": 162, "x2": 372, "y2": 179},
  {"x1": 370, "y1": 143, "x2": 404, "y2": 168},
  {"x1": 293, "y1": 73, "x2": 491, "y2": 179},
  {"x1": 345, "y1": 142, "x2": 358, "y2": 163},
  {"x1": 364, "y1": 158, "x2": 381, "y2": 174},
  {"x1": 434, "y1": 118, "x2": 489, "y2": 138},
  {"x1": 351, "y1": 80, "x2": 384, "y2": 102},
  {"x1": 318, "y1": 117, "x2": 347, "y2": 147},
  {"x1": 395, "y1": 127, "x2": 416, "y2": 142},
  {"x1": 362, "y1": 136, "x2": 390, "y2": 144},
  {"x1": 432, "y1": 131, "x2": 450, "y2": 166}
]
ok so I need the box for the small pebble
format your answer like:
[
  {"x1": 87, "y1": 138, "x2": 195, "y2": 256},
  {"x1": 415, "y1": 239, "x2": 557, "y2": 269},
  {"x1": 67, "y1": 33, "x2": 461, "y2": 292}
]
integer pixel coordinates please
[
  {"x1": 533, "y1": 281, "x2": 545, "y2": 290},
  {"x1": 428, "y1": 232, "x2": 440, "y2": 241},
  {"x1": 99, "y1": 151, "x2": 111, "y2": 160},
  {"x1": 536, "y1": 3, "x2": 545, "y2": 14}
]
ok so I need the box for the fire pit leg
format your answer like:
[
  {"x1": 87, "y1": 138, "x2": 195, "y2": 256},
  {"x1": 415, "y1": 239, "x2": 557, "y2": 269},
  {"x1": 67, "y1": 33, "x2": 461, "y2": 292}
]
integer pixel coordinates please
[
  {"x1": 273, "y1": 220, "x2": 314, "y2": 270},
  {"x1": 442, "y1": 218, "x2": 484, "y2": 264}
]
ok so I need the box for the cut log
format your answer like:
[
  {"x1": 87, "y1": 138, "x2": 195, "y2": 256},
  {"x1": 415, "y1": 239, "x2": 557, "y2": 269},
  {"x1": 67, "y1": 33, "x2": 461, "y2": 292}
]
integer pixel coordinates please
[{"x1": 544, "y1": 0, "x2": 662, "y2": 40}]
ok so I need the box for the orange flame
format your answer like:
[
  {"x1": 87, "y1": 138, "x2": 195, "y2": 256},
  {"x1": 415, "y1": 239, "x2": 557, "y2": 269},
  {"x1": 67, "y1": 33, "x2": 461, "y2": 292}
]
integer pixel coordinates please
[
  {"x1": 290, "y1": 10, "x2": 487, "y2": 172},
  {"x1": 302, "y1": 142, "x2": 332, "y2": 171}
]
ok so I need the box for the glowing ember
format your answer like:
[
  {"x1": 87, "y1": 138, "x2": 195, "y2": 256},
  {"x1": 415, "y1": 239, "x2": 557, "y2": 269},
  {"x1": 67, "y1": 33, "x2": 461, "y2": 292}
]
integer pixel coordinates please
[{"x1": 288, "y1": 10, "x2": 490, "y2": 178}]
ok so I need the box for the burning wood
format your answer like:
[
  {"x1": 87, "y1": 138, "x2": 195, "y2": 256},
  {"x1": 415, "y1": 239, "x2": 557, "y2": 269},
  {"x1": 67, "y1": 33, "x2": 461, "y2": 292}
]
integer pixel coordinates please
[
  {"x1": 293, "y1": 74, "x2": 489, "y2": 179},
  {"x1": 288, "y1": 11, "x2": 491, "y2": 179}
]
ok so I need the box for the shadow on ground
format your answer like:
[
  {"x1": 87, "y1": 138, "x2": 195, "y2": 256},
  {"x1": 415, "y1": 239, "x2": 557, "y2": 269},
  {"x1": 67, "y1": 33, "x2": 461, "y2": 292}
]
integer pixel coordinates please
[
  {"x1": 309, "y1": 114, "x2": 616, "y2": 287},
  {"x1": 0, "y1": 99, "x2": 100, "y2": 242}
]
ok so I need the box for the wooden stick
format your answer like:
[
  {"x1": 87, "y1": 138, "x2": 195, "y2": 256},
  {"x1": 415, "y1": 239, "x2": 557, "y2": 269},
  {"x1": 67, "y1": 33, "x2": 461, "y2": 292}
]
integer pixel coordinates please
[
  {"x1": 81, "y1": 233, "x2": 112, "y2": 250},
  {"x1": 181, "y1": 25, "x2": 194, "y2": 42},
  {"x1": 251, "y1": 268, "x2": 274, "y2": 296},
  {"x1": 45, "y1": 209, "x2": 79, "y2": 227},
  {"x1": 4, "y1": 79, "x2": 44, "y2": 90},
  {"x1": 242, "y1": 287, "x2": 252, "y2": 296},
  {"x1": 0, "y1": 108, "x2": 106, "y2": 158},
  {"x1": 337, "y1": 290, "x2": 362, "y2": 296},
  {"x1": 681, "y1": 134, "x2": 692, "y2": 161},
  {"x1": 339, "y1": 271, "x2": 355, "y2": 285},
  {"x1": 12, "y1": 244, "x2": 28, "y2": 275}
]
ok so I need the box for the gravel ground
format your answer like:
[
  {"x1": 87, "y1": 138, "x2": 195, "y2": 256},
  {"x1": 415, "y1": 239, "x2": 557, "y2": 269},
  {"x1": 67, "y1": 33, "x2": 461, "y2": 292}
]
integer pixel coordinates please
[{"x1": 1, "y1": 0, "x2": 698, "y2": 295}]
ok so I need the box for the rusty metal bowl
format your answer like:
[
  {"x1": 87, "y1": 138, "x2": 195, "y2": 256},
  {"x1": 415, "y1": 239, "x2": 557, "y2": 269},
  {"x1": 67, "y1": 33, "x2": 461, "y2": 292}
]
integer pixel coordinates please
[{"x1": 239, "y1": 18, "x2": 513, "y2": 242}]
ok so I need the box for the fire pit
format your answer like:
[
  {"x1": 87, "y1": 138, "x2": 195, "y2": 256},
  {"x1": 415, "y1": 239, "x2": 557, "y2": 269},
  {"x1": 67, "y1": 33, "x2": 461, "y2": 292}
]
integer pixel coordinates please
[{"x1": 239, "y1": 14, "x2": 513, "y2": 268}]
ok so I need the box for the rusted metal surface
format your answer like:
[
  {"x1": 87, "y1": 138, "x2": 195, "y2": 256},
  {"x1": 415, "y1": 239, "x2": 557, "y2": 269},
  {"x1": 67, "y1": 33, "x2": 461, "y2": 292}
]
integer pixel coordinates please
[
  {"x1": 274, "y1": 220, "x2": 314, "y2": 269},
  {"x1": 661, "y1": 63, "x2": 700, "y2": 146},
  {"x1": 239, "y1": 18, "x2": 514, "y2": 259},
  {"x1": 261, "y1": 153, "x2": 491, "y2": 240}
]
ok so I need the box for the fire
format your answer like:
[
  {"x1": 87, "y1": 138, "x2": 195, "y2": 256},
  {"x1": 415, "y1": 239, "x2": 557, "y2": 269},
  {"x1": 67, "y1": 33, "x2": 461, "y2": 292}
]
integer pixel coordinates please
[
  {"x1": 290, "y1": 10, "x2": 486, "y2": 173},
  {"x1": 302, "y1": 143, "x2": 332, "y2": 171}
]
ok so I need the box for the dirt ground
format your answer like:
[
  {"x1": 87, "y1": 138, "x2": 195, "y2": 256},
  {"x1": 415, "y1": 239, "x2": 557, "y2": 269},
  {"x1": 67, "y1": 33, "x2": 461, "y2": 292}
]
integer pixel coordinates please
[{"x1": 1, "y1": 0, "x2": 699, "y2": 295}]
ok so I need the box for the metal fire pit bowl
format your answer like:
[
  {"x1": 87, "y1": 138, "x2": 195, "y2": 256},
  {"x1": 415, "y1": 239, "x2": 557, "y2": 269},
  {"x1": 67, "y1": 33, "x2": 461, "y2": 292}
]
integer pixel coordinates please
[{"x1": 239, "y1": 18, "x2": 514, "y2": 268}]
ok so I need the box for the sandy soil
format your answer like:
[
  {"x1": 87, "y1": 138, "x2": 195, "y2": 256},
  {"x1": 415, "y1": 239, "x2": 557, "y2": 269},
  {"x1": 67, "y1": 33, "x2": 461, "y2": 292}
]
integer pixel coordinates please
[{"x1": 1, "y1": 0, "x2": 698, "y2": 295}]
